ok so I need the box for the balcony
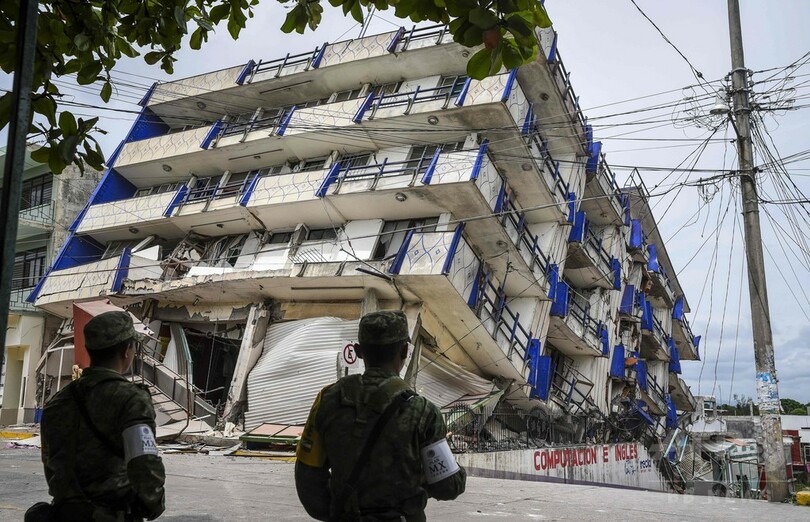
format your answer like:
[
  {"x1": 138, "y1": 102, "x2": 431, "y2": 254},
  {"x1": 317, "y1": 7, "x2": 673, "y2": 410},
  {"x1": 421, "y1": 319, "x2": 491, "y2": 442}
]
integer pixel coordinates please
[
  {"x1": 18, "y1": 202, "x2": 55, "y2": 238},
  {"x1": 33, "y1": 250, "x2": 162, "y2": 317},
  {"x1": 668, "y1": 373, "x2": 697, "y2": 412},
  {"x1": 566, "y1": 211, "x2": 619, "y2": 290},
  {"x1": 671, "y1": 296, "x2": 699, "y2": 361},
  {"x1": 640, "y1": 298, "x2": 670, "y2": 361},
  {"x1": 516, "y1": 30, "x2": 589, "y2": 154},
  {"x1": 390, "y1": 227, "x2": 537, "y2": 376},
  {"x1": 547, "y1": 356, "x2": 599, "y2": 415},
  {"x1": 635, "y1": 360, "x2": 667, "y2": 416},
  {"x1": 645, "y1": 244, "x2": 675, "y2": 307},
  {"x1": 9, "y1": 288, "x2": 38, "y2": 313},
  {"x1": 581, "y1": 145, "x2": 626, "y2": 226},
  {"x1": 145, "y1": 25, "x2": 469, "y2": 126},
  {"x1": 547, "y1": 280, "x2": 608, "y2": 357},
  {"x1": 76, "y1": 190, "x2": 181, "y2": 241}
]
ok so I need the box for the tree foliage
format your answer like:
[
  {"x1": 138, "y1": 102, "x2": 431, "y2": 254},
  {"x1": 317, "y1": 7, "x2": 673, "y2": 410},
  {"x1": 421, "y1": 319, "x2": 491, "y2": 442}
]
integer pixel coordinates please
[{"x1": 0, "y1": 0, "x2": 551, "y2": 174}]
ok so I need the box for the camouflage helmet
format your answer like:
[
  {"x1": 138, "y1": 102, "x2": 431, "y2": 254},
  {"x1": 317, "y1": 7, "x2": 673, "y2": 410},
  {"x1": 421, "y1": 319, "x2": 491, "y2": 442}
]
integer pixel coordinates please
[
  {"x1": 358, "y1": 310, "x2": 410, "y2": 346},
  {"x1": 84, "y1": 311, "x2": 137, "y2": 351}
]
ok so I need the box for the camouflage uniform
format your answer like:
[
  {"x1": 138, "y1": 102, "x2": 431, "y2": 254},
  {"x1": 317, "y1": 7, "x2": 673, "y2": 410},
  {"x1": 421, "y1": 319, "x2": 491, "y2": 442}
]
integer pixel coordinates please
[
  {"x1": 296, "y1": 311, "x2": 466, "y2": 521},
  {"x1": 39, "y1": 312, "x2": 165, "y2": 521}
]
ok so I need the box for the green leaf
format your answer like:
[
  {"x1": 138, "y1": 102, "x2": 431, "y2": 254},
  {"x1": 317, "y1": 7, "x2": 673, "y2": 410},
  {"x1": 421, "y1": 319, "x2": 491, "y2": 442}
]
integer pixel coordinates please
[
  {"x1": 77, "y1": 61, "x2": 103, "y2": 85},
  {"x1": 47, "y1": 147, "x2": 67, "y2": 174},
  {"x1": 58, "y1": 111, "x2": 77, "y2": 135},
  {"x1": 74, "y1": 33, "x2": 92, "y2": 52},
  {"x1": 33, "y1": 95, "x2": 57, "y2": 125},
  {"x1": 501, "y1": 41, "x2": 523, "y2": 70},
  {"x1": 467, "y1": 48, "x2": 492, "y2": 80},
  {"x1": 30, "y1": 146, "x2": 51, "y2": 164},
  {"x1": 63, "y1": 59, "x2": 82, "y2": 74},
  {"x1": 144, "y1": 51, "x2": 162, "y2": 65},
  {"x1": 469, "y1": 7, "x2": 498, "y2": 29},
  {"x1": 100, "y1": 81, "x2": 112, "y2": 103},
  {"x1": 209, "y1": 4, "x2": 230, "y2": 22},
  {"x1": 533, "y1": 6, "x2": 553, "y2": 29},
  {"x1": 190, "y1": 27, "x2": 203, "y2": 50}
]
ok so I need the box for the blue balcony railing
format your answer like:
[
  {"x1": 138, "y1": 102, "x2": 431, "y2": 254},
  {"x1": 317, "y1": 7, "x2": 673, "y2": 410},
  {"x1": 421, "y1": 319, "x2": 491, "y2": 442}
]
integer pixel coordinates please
[
  {"x1": 469, "y1": 268, "x2": 533, "y2": 361},
  {"x1": 499, "y1": 196, "x2": 552, "y2": 278},
  {"x1": 526, "y1": 129, "x2": 571, "y2": 202},
  {"x1": 330, "y1": 154, "x2": 438, "y2": 192},
  {"x1": 219, "y1": 110, "x2": 289, "y2": 139},
  {"x1": 246, "y1": 47, "x2": 325, "y2": 82},
  {"x1": 547, "y1": 45, "x2": 589, "y2": 146},
  {"x1": 365, "y1": 82, "x2": 466, "y2": 119},
  {"x1": 390, "y1": 24, "x2": 450, "y2": 52},
  {"x1": 185, "y1": 174, "x2": 257, "y2": 204}
]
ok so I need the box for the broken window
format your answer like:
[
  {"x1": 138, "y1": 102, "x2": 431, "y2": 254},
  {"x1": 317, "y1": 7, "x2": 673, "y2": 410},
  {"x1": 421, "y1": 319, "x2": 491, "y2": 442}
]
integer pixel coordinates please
[
  {"x1": 340, "y1": 153, "x2": 372, "y2": 169},
  {"x1": 372, "y1": 217, "x2": 439, "y2": 260},
  {"x1": 187, "y1": 175, "x2": 222, "y2": 202},
  {"x1": 268, "y1": 231, "x2": 294, "y2": 244},
  {"x1": 371, "y1": 82, "x2": 402, "y2": 97},
  {"x1": 203, "y1": 234, "x2": 249, "y2": 267}
]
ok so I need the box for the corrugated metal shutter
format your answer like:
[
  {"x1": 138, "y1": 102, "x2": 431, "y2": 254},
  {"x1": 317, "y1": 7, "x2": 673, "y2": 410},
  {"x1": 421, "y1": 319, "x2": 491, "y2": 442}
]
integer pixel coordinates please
[
  {"x1": 245, "y1": 317, "x2": 360, "y2": 429},
  {"x1": 414, "y1": 353, "x2": 494, "y2": 409},
  {"x1": 245, "y1": 317, "x2": 499, "y2": 430}
]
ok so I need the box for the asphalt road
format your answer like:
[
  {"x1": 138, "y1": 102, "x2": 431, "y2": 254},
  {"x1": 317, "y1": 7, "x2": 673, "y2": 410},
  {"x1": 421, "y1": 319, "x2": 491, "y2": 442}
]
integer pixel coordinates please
[{"x1": 1, "y1": 446, "x2": 807, "y2": 521}]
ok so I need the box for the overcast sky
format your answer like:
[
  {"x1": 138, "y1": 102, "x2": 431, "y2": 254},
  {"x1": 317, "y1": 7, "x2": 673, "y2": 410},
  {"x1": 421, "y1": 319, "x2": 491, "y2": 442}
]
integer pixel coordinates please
[{"x1": 5, "y1": 1, "x2": 810, "y2": 404}]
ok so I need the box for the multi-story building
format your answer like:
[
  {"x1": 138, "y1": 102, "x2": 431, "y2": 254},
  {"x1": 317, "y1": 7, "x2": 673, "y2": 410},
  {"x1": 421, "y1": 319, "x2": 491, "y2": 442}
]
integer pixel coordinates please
[
  {"x1": 29, "y1": 22, "x2": 700, "y2": 479},
  {"x1": 0, "y1": 146, "x2": 101, "y2": 425}
]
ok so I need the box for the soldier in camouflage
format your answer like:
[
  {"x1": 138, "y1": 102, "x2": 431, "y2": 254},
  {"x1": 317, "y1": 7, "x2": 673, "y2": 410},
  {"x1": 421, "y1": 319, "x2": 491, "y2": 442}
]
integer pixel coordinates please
[
  {"x1": 36, "y1": 311, "x2": 166, "y2": 521},
  {"x1": 295, "y1": 310, "x2": 466, "y2": 521}
]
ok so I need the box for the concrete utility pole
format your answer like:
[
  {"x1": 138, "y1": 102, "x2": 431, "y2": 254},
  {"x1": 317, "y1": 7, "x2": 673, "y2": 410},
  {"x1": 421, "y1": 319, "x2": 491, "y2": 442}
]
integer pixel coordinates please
[
  {"x1": 726, "y1": 0, "x2": 788, "y2": 502},
  {"x1": 0, "y1": 0, "x2": 39, "y2": 374}
]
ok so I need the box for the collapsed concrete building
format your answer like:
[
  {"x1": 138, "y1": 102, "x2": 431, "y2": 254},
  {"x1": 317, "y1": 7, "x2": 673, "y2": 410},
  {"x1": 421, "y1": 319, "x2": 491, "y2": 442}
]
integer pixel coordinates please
[{"x1": 28, "y1": 22, "x2": 701, "y2": 490}]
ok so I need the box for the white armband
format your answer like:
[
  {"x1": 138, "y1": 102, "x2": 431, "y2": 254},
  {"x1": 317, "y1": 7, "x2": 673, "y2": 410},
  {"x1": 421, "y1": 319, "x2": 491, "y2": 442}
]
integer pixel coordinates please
[
  {"x1": 122, "y1": 424, "x2": 158, "y2": 463},
  {"x1": 421, "y1": 438, "x2": 460, "y2": 484}
]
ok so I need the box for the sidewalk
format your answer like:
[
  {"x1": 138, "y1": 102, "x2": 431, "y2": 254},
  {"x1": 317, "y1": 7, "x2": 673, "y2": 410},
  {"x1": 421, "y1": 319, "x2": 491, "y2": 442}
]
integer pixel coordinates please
[{"x1": 1, "y1": 447, "x2": 806, "y2": 521}]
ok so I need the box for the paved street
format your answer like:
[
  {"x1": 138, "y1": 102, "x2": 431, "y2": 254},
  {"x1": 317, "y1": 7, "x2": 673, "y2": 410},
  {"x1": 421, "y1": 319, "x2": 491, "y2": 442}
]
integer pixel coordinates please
[{"x1": 1, "y1": 446, "x2": 807, "y2": 521}]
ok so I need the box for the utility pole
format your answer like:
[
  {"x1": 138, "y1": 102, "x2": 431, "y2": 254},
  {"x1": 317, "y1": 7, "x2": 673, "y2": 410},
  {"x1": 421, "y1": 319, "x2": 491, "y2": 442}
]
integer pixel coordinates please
[
  {"x1": 0, "y1": 1, "x2": 39, "y2": 378},
  {"x1": 726, "y1": 0, "x2": 788, "y2": 502}
]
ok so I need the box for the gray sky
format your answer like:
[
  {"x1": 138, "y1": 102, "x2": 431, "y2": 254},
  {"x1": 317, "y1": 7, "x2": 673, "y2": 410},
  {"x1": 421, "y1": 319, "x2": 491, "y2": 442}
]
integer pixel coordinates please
[{"x1": 6, "y1": 1, "x2": 810, "y2": 404}]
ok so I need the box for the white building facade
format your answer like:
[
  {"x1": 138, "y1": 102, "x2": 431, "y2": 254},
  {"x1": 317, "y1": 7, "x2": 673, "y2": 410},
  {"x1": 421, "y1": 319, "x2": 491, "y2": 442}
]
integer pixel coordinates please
[{"x1": 30, "y1": 25, "x2": 700, "y2": 458}]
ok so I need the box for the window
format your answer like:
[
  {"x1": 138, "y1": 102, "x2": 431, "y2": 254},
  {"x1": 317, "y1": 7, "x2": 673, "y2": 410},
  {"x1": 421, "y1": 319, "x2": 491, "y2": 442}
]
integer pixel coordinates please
[
  {"x1": 341, "y1": 153, "x2": 372, "y2": 169},
  {"x1": 437, "y1": 75, "x2": 467, "y2": 97},
  {"x1": 12, "y1": 247, "x2": 46, "y2": 289},
  {"x1": 372, "y1": 217, "x2": 439, "y2": 260},
  {"x1": 299, "y1": 158, "x2": 328, "y2": 172},
  {"x1": 187, "y1": 176, "x2": 222, "y2": 201},
  {"x1": 218, "y1": 172, "x2": 252, "y2": 198},
  {"x1": 371, "y1": 82, "x2": 402, "y2": 96},
  {"x1": 203, "y1": 234, "x2": 248, "y2": 267},
  {"x1": 332, "y1": 88, "x2": 363, "y2": 103},
  {"x1": 298, "y1": 97, "x2": 330, "y2": 109},
  {"x1": 268, "y1": 231, "x2": 293, "y2": 244},
  {"x1": 306, "y1": 228, "x2": 337, "y2": 241},
  {"x1": 134, "y1": 182, "x2": 180, "y2": 198},
  {"x1": 101, "y1": 240, "x2": 139, "y2": 260},
  {"x1": 20, "y1": 174, "x2": 53, "y2": 210}
]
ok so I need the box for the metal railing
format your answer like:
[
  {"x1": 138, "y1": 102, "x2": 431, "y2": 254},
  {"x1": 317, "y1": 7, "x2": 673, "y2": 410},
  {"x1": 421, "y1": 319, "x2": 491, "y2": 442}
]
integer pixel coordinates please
[
  {"x1": 596, "y1": 155, "x2": 626, "y2": 209},
  {"x1": 249, "y1": 47, "x2": 323, "y2": 81},
  {"x1": 185, "y1": 176, "x2": 253, "y2": 203},
  {"x1": 18, "y1": 201, "x2": 54, "y2": 227},
  {"x1": 568, "y1": 291, "x2": 601, "y2": 340},
  {"x1": 394, "y1": 24, "x2": 450, "y2": 52},
  {"x1": 499, "y1": 197, "x2": 552, "y2": 276},
  {"x1": 583, "y1": 226, "x2": 613, "y2": 272},
  {"x1": 645, "y1": 373, "x2": 668, "y2": 412},
  {"x1": 332, "y1": 156, "x2": 433, "y2": 192},
  {"x1": 548, "y1": 47, "x2": 588, "y2": 146},
  {"x1": 220, "y1": 110, "x2": 287, "y2": 139},
  {"x1": 550, "y1": 358, "x2": 598, "y2": 415},
  {"x1": 368, "y1": 83, "x2": 463, "y2": 118},
  {"x1": 527, "y1": 131, "x2": 570, "y2": 201},
  {"x1": 471, "y1": 272, "x2": 532, "y2": 361},
  {"x1": 9, "y1": 287, "x2": 36, "y2": 312}
]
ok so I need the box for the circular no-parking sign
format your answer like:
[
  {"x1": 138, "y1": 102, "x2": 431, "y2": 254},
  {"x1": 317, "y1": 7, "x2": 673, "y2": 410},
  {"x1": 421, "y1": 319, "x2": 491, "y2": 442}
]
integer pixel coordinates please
[{"x1": 343, "y1": 343, "x2": 357, "y2": 365}]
